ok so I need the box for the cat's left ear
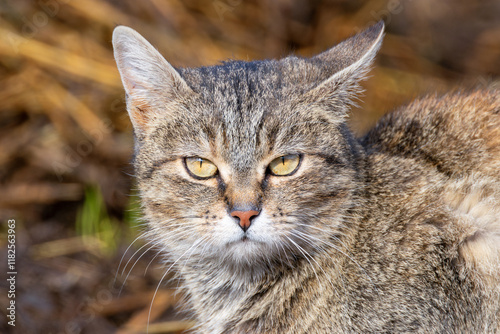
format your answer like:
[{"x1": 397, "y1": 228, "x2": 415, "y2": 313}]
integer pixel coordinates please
[
  {"x1": 112, "y1": 26, "x2": 193, "y2": 133},
  {"x1": 302, "y1": 21, "x2": 385, "y2": 112}
]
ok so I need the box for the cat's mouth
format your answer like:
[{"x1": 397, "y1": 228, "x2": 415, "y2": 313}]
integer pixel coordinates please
[{"x1": 230, "y1": 234, "x2": 261, "y2": 245}]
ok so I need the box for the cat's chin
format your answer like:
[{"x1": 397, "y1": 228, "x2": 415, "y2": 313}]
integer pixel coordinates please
[
  {"x1": 220, "y1": 235, "x2": 270, "y2": 263},
  {"x1": 229, "y1": 234, "x2": 254, "y2": 244},
  {"x1": 217, "y1": 238, "x2": 290, "y2": 269}
]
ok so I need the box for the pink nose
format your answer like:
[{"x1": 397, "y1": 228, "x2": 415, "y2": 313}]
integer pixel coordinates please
[{"x1": 230, "y1": 210, "x2": 260, "y2": 232}]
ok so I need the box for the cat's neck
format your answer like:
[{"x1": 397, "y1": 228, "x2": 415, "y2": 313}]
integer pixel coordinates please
[{"x1": 178, "y1": 237, "x2": 358, "y2": 332}]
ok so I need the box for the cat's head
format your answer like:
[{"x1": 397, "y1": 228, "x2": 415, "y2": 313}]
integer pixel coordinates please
[{"x1": 113, "y1": 23, "x2": 384, "y2": 273}]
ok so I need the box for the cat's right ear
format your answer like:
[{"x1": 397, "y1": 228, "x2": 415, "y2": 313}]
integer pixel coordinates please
[{"x1": 112, "y1": 26, "x2": 192, "y2": 133}]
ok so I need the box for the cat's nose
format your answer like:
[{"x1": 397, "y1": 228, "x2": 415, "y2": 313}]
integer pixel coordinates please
[{"x1": 230, "y1": 209, "x2": 260, "y2": 232}]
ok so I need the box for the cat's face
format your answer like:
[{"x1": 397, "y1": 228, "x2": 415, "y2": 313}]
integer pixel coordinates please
[
  {"x1": 134, "y1": 75, "x2": 361, "y2": 267},
  {"x1": 113, "y1": 23, "x2": 384, "y2": 270}
]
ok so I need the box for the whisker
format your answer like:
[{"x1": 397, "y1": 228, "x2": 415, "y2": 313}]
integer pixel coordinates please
[
  {"x1": 284, "y1": 235, "x2": 320, "y2": 284},
  {"x1": 179, "y1": 236, "x2": 209, "y2": 273},
  {"x1": 290, "y1": 225, "x2": 377, "y2": 291},
  {"x1": 114, "y1": 231, "x2": 149, "y2": 287},
  {"x1": 120, "y1": 240, "x2": 152, "y2": 277},
  {"x1": 144, "y1": 247, "x2": 163, "y2": 275},
  {"x1": 147, "y1": 238, "x2": 206, "y2": 333},
  {"x1": 290, "y1": 230, "x2": 345, "y2": 297},
  {"x1": 119, "y1": 240, "x2": 164, "y2": 296}
]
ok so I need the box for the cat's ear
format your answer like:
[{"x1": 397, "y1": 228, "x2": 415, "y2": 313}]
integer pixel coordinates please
[
  {"x1": 112, "y1": 26, "x2": 192, "y2": 133},
  {"x1": 302, "y1": 21, "x2": 385, "y2": 112}
]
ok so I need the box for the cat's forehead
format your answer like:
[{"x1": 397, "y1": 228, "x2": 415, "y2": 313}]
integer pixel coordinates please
[
  {"x1": 178, "y1": 60, "x2": 301, "y2": 103},
  {"x1": 177, "y1": 61, "x2": 299, "y2": 165},
  {"x1": 169, "y1": 60, "x2": 344, "y2": 169}
]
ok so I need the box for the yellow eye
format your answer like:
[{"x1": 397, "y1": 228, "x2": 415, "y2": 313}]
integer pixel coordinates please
[
  {"x1": 185, "y1": 157, "x2": 218, "y2": 179},
  {"x1": 268, "y1": 154, "x2": 301, "y2": 176}
]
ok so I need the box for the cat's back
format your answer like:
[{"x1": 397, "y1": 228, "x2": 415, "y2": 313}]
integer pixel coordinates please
[
  {"x1": 361, "y1": 88, "x2": 500, "y2": 253},
  {"x1": 360, "y1": 87, "x2": 500, "y2": 243},
  {"x1": 354, "y1": 87, "x2": 500, "y2": 331},
  {"x1": 361, "y1": 87, "x2": 500, "y2": 177}
]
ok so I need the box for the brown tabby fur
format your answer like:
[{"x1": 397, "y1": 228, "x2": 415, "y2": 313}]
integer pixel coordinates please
[{"x1": 113, "y1": 22, "x2": 500, "y2": 333}]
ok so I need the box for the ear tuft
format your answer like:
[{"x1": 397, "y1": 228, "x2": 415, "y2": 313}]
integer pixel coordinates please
[
  {"x1": 313, "y1": 21, "x2": 385, "y2": 70},
  {"x1": 112, "y1": 26, "x2": 192, "y2": 133},
  {"x1": 301, "y1": 21, "x2": 385, "y2": 113}
]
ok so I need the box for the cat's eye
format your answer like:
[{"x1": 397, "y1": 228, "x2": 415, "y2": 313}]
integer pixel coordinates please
[
  {"x1": 184, "y1": 157, "x2": 218, "y2": 179},
  {"x1": 268, "y1": 154, "x2": 301, "y2": 176}
]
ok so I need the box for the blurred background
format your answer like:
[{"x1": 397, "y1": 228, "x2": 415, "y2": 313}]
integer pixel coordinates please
[{"x1": 0, "y1": 0, "x2": 499, "y2": 333}]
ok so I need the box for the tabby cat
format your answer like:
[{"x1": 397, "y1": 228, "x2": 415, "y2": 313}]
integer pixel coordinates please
[{"x1": 113, "y1": 22, "x2": 500, "y2": 333}]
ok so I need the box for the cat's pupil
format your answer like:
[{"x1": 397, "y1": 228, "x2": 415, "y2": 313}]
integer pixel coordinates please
[{"x1": 281, "y1": 157, "x2": 285, "y2": 165}]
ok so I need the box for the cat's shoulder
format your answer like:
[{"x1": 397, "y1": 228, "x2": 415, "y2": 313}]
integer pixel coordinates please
[
  {"x1": 361, "y1": 86, "x2": 500, "y2": 177},
  {"x1": 361, "y1": 85, "x2": 500, "y2": 290}
]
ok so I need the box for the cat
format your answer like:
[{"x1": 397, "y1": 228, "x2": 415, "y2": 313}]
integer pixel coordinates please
[{"x1": 112, "y1": 22, "x2": 500, "y2": 333}]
